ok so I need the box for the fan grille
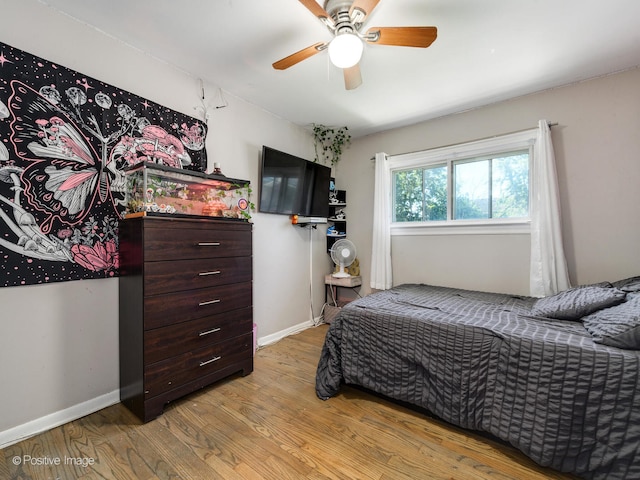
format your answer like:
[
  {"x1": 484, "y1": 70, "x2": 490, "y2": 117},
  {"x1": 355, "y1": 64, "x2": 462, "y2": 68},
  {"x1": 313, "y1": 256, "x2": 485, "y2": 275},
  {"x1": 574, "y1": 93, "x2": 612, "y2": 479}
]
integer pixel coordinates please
[{"x1": 330, "y1": 239, "x2": 356, "y2": 277}]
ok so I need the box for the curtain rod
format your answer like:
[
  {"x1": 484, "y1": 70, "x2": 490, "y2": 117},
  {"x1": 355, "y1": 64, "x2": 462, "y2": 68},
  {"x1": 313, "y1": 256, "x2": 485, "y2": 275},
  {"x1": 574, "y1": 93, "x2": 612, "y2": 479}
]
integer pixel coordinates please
[{"x1": 370, "y1": 122, "x2": 558, "y2": 161}]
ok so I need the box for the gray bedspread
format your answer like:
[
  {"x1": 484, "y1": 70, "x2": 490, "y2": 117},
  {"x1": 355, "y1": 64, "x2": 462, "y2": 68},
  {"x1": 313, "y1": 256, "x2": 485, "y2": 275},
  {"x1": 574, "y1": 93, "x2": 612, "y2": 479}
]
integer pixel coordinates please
[{"x1": 315, "y1": 284, "x2": 640, "y2": 479}]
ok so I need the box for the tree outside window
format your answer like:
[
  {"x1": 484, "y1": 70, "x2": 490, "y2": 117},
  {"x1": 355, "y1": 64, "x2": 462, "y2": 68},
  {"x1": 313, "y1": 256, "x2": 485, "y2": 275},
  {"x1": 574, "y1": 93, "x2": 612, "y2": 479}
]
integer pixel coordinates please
[{"x1": 393, "y1": 150, "x2": 529, "y2": 223}]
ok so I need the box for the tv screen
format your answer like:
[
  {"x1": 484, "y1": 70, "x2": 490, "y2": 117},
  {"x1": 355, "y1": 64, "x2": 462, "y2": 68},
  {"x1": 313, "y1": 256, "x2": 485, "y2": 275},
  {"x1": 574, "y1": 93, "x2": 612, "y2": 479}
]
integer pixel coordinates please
[{"x1": 259, "y1": 146, "x2": 330, "y2": 218}]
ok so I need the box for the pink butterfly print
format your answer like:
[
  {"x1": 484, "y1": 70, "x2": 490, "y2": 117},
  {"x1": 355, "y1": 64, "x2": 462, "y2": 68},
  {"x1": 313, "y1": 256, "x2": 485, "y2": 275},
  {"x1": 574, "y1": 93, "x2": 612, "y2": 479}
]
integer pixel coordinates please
[{"x1": 9, "y1": 81, "x2": 120, "y2": 233}]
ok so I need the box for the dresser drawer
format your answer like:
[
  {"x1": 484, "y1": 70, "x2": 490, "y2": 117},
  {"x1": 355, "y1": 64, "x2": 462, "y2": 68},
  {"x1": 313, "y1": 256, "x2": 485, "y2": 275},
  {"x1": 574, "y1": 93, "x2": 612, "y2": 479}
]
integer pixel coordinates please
[
  {"x1": 144, "y1": 307, "x2": 253, "y2": 364},
  {"x1": 144, "y1": 332, "x2": 252, "y2": 398},
  {"x1": 144, "y1": 281, "x2": 252, "y2": 330},
  {"x1": 144, "y1": 223, "x2": 251, "y2": 262},
  {"x1": 144, "y1": 257, "x2": 252, "y2": 296}
]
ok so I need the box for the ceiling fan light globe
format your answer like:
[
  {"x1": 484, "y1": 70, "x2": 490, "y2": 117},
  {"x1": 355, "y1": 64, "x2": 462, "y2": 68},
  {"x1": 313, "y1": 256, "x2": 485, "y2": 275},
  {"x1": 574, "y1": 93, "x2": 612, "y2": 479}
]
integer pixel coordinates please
[{"x1": 328, "y1": 33, "x2": 363, "y2": 69}]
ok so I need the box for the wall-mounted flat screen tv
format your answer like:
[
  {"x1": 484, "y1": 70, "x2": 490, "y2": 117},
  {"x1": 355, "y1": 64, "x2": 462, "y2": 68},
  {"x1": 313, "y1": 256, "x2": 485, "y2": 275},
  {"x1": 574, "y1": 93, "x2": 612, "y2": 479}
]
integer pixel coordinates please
[{"x1": 259, "y1": 146, "x2": 330, "y2": 218}]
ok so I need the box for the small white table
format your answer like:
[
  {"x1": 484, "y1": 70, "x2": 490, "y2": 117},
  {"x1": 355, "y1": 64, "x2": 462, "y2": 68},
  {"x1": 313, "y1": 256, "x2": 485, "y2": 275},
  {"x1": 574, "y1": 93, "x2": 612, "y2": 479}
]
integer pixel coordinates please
[{"x1": 324, "y1": 275, "x2": 362, "y2": 306}]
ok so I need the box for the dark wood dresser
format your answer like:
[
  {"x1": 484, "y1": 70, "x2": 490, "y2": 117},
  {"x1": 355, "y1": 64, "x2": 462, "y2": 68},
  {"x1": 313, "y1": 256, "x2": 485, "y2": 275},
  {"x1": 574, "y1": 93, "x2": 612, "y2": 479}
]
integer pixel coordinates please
[{"x1": 118, "y1": 215, "x2": 253, "y2": 422}]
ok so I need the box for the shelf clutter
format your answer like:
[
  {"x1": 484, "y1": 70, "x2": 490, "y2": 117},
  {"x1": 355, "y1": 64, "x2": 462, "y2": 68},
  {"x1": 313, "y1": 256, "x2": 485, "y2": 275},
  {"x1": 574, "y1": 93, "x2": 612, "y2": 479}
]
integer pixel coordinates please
[{"x1": 327, "y1": 189, "x2": 347, "y2": 251}]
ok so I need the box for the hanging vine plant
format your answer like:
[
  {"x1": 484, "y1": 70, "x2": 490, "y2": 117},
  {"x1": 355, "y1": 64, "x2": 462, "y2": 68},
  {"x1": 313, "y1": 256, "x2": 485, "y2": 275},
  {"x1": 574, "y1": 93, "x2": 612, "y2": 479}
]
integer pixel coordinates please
[{"x1": 312, "y1": 123, "x2": 351, "y2": 165}]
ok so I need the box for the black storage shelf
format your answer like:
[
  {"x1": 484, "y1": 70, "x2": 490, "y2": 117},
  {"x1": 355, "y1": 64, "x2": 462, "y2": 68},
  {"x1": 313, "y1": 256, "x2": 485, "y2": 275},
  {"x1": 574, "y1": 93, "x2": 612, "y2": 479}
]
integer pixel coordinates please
[{"x1": 327, "y1": 190, "x2": 347, "y2": 252}]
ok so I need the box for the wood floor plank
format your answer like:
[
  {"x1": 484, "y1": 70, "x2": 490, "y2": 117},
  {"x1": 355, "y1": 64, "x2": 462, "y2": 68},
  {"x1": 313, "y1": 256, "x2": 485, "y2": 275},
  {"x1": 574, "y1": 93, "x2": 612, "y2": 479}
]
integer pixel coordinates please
[
  {"x1": 2, "y1": 324, "x2": 576, "y2": 479},
  {"x1": 0, "y1": 454, "x2": 8, "y2": 480}
]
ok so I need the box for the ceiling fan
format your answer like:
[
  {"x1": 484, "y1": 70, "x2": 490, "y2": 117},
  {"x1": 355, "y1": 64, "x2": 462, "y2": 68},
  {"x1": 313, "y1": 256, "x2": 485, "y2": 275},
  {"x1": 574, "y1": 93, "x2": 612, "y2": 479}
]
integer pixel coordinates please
[{"x1": 272, "y1": 0, "x2": 438, "y2": 90}]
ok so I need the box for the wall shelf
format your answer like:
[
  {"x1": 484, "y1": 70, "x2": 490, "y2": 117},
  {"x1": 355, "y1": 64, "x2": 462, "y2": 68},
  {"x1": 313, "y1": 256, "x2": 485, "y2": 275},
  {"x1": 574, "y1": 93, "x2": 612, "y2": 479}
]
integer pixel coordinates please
[{"x1": 327, "y1": 189, "x2": 347, "y2": 252}]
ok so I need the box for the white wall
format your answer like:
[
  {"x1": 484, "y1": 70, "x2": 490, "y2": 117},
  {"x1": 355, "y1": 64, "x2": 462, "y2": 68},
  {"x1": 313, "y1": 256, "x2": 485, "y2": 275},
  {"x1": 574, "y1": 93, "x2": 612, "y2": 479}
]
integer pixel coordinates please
[
  {"x1": 339, "y1": 67, "x2": 640, "y2": 296},
  {"x1": 0, "y1": 0, "x2": 327, "y2": 444}
]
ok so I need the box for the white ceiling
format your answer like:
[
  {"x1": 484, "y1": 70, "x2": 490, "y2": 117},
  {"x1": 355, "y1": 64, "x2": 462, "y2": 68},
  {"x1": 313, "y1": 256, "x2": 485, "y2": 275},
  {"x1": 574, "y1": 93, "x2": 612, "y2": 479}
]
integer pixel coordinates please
[{"x1": 39, "y1": 0, "x2": 640, "y2": 138}]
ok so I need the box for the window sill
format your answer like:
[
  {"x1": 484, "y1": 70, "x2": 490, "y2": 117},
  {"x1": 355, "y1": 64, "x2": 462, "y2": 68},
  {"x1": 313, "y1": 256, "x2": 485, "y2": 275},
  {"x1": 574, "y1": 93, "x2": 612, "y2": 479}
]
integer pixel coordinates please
[{"x1": 391, "y1": 219, "x2": 531, "y2": 236}]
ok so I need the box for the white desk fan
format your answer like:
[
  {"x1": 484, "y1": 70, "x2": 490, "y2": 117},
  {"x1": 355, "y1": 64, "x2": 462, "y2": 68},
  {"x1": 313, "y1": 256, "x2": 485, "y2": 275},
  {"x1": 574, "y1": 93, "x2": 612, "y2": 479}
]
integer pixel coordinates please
[{"x1": 330, "y1": 239, "x2": 356, "y2": 278}]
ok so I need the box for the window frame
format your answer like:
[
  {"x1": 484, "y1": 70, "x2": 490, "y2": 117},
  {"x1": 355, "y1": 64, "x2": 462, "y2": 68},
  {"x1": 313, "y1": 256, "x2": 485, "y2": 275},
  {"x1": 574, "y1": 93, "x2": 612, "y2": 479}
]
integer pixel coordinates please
[{"x1": 388, "y1": 128, "x2": 537, "y2": 236}]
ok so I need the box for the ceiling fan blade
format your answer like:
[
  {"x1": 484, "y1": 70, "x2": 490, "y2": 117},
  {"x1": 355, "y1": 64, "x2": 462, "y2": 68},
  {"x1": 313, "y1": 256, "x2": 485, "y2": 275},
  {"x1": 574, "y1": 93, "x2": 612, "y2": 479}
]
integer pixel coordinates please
[
  {"x1": 298, "y1": 0, "x2": 334, "y2": 27},
  {"x1": 349, "y1": 0, "x2": 380, "y2": 23},
  {"x1": 272, "y1": 42, "x2": 327, "y2": 70},
  {"x1": 344, "y1": 64, "x2": 362, "y2": 90},
  {"x1": 365, "y1": 26, "x2": 438, "y2": 48}
]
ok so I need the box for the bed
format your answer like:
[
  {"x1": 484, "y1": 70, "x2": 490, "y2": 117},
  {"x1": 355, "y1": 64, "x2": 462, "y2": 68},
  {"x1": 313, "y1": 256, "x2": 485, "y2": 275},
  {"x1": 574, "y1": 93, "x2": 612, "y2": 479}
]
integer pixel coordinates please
[{"x1": 315, "y1": 280, "x2": 640, "y2": 479}]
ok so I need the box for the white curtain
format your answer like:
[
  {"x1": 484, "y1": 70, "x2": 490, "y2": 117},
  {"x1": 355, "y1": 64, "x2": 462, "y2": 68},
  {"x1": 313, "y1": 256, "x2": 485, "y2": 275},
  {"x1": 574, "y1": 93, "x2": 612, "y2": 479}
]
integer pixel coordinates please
[
  {"x1": 530, "y1": 120, "x2": 571, "y2": 297},
  {"x1": 370, "y1": 152, "x2": 392, "y2": 290}
]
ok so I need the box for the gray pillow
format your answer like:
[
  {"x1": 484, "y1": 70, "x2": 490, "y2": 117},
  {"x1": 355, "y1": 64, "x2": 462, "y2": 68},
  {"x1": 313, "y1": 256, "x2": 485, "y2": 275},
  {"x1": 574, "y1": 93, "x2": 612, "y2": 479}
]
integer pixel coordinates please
[
  {"x1": 611, "y1": 276, "x2": 640, "y2": 293},
  {"x1": 582, "y1": 294, "x2": 640, "y2": 349},
  {"x1": 531, "y1": 284, "x2": 626, "y2": 320}
]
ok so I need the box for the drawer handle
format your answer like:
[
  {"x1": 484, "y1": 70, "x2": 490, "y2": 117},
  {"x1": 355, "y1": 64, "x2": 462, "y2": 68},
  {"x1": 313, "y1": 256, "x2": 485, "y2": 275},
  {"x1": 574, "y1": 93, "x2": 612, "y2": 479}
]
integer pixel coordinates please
[
  {"x1": 200, "y1": 356, "x2": 221, "y2": 367},
  {"x1": 199, "y1": 327, "x2": 221, "y2": 337},
  {"x1": 198, "y1": 270, "x2": 221, "y2": 276},
  {"x1": 198, "y1": 242, "x2": 221, "y2": 246},
  {"x1": 199, "y1": 299, "x2": 221, "y2": 306}
]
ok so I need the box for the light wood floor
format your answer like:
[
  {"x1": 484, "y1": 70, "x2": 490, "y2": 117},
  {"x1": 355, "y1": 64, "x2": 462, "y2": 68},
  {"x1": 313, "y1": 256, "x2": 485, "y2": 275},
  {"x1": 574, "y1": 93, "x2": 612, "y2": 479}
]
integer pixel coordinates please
[{"x1": 1, "y1": 324, "x2": 576, "y2": 480}]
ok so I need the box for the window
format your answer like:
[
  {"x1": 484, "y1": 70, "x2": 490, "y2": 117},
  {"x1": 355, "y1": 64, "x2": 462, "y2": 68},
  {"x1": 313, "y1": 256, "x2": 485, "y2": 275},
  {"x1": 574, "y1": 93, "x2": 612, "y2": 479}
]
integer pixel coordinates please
[
  {"x1": 393, "y1": 164, "x2": 447, "y2": 222},
  {"x1": 389, "y1": 128, "x2": 536, "y2": 234}
]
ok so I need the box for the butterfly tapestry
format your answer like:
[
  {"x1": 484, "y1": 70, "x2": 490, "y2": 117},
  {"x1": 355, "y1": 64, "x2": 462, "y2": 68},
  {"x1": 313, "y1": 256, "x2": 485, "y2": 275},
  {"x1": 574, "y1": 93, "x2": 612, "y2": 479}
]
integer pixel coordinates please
[{"x1": 0, "y1": 42, "x2": 208, "y2": 287}]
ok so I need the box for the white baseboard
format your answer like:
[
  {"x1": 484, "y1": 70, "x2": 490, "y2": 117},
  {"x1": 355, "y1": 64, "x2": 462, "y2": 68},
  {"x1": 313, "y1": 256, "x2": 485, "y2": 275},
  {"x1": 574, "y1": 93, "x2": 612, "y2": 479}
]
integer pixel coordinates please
[
  {"x1": 0, "y1": 389, "x2": 120, "y2": 449},
  {"x1": 257, "y1": 317, "x2": 321, "y2": 348}
]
